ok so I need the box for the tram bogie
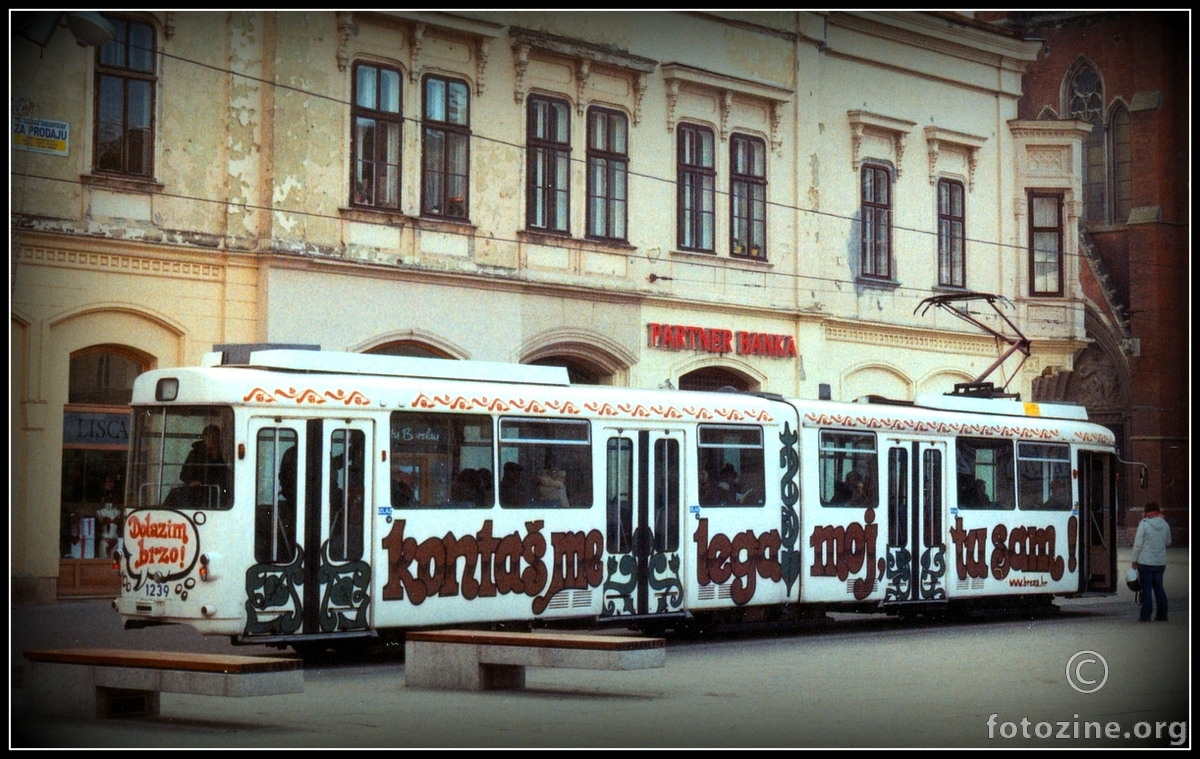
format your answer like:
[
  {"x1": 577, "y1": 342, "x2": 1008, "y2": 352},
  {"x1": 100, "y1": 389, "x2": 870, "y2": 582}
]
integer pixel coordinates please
[{"x1": 112, "y1": 349, "x2": 1121, "y2": 649}]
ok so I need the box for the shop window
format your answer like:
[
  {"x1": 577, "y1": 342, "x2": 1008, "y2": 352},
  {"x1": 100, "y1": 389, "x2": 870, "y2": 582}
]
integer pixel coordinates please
[{"x1": 60, "y1": 347, "x2": 146, "y2": 581}]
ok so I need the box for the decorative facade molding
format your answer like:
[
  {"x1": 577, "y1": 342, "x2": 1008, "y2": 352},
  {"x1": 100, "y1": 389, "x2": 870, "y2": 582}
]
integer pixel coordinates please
[
  {"x1": 360, "y1": 12, "x2": 504, "y2": 90},
  {"x1": 923, "y1": 126, "x2": 987, "y2": 190},
  {"x1": 824, "y1": 321, "x2": 997, "y2": 357},
  {"x1": 336, "y1": 12, "x2": 356, "y2": 72},
  {"x1": 17, "y1": 245, "x2": 225, "y2": 280},
  {"x1": 661, "y1": 63, "x2": 792, "y2": 151},
  {"x1": 848, "y1": 110, "x2": 916, "y2": 176},
  {"x1": 509, "y1": 27, "x2": 657, "y2": 123}
]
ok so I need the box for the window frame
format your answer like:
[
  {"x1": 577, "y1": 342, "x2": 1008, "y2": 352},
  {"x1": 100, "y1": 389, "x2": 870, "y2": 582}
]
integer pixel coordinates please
[
  {"x1": 859, "y1": 163, "x2": 893, "y2": 280},
  {"x1": 730, "y1": 133, "x2": 767, "y2": 259},
  {"x1": 388, "y1": 411, "x2": 494, "y2": 510},
  {"x1": 676, "y1": 123, "x2": 716, "y2": 253},
  {"x1": 498, "y1": 417, "x2": 593, "y2": 509},
  {"x1": 1067, "y1": 63, "x2": 1106, "y2": 225},
  {"x1": 421, "y1": 74, "x2": 471, "y2": 220},
  {"x1": 586, "y1": 106, "x2": 629, "y2": 242},
  {"x1": 1028, "y1": 191, "x2": 1064, "y2": 297},
  {"x1": 955, "y1": 436, "x2": 1016, "y2": 511},
  {"x1": 819, "y1": 430, "x2": 879, "y2": 508},
  {"x1": 1109, "y1": 103, "x2": 1132, "y2": 224},
  {"x1": 93, "y1": 14, "x2": 157, "y2": 178},
  {"x1": 1016, "y1": 442, "x2": 1072, "y2": 512},
  {"x1": 696, "y1": 424, "x2": 765, "y2": 509},
  {"x1": 526, "y1": 94, "x2": 572, "y2": 234},
  {"x1": 937, "y1": 177, "x2": 966, "y2": 288},
  {"x1": 350, "y1": 62, "x2": 403, "y2": 210}
]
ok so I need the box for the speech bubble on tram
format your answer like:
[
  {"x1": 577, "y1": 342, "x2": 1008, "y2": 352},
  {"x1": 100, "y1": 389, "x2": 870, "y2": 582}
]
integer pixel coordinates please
[{"x1": 121, "y1": 508, "x2": 203, "y2": 587}]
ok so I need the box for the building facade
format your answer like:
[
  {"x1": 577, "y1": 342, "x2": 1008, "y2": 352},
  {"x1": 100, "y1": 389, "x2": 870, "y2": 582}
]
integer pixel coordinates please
[
  {"x1": 13, "y1": 11, "x2": 1098, "y2": 602},
  {"x1": 983, "y1": 11, "x2": 1190, "y2": 545}
]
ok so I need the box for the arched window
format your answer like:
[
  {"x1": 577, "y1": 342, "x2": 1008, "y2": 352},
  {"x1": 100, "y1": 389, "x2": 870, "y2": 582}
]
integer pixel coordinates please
[
  {"x1": 1066, "y1": 62, "x2": 1112, "y2": 224},
  {"x1": 679, "y1": 366, "x2": 750, "y2": 392},
  {"x1": 367, "y1": 341, "x2": 453, "y2": 359},
  {"x1": 68, "y1": 346, "x2": 143, "y2": 405},
  {"x1": 530, "y1": 357, "x2": 602, "y2": 385},
  {"x1": 1109, "y1": 103, "x2": 1132, "y2": 224}
]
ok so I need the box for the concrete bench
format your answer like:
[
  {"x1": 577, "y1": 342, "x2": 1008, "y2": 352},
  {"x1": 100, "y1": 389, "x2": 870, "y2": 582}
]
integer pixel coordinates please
[
  {"x1": 22, "y1": 648, "x2": 304, "y2": 719},
  {"x1": 404, "y1": 629, "x2": 666, "y2": 691}
]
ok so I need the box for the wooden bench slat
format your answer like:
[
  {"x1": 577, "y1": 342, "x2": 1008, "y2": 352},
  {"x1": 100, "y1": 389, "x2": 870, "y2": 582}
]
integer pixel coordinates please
[
  {"x1": 24, "y1": 648, "x2": 301, "y2": 674},
  {"x1": 405, "y1": 629, "x2": 665, "y2": 652}
]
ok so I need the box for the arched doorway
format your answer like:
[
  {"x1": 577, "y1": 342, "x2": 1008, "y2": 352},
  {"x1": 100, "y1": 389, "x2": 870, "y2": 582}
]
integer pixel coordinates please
[
  {"x1": 59, "y1": 345, "x2": 148, "y2": 596},
  {"x1": 678, "y1": 365, "x2": 752, "y2": 392}
]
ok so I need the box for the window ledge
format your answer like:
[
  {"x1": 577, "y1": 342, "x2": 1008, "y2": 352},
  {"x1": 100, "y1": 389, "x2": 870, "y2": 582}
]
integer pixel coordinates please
[
  {"x1": 339, "y1": 206, "x2": 410, "y2": 225},
  {"x1": 80, "y1": 173, "x2": 164, "y2": 194},
  {"x1": 855, "y1": 276, "x2": 900, "y2": 291},
  {"x1": 671, "y1": 248, "x2": 774, "y2": 269},
  {"x1": 416, "y1": 215, "x2": 476, "y2": 233},
  {"x1": 517, "y1": 229, "x2": 635, "y2": 255}
]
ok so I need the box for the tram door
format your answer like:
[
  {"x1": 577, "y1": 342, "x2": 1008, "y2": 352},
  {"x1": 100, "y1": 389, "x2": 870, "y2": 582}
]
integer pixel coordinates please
[
  {"x1": 245, "y1": 419, "x2": 373, "y2": 639},
  {"x1": 882, "y1": 437, "x2": 949, "y2": 604},
  {"x1": 601, "y1": 427, "x2": 685, "y2": 619},
  {"x1": 310, "y1": 420, "x2": 374, "y2": 634},
  {"x1": 1078, "y1": 451, "x2": 1116, "y2": 593}
]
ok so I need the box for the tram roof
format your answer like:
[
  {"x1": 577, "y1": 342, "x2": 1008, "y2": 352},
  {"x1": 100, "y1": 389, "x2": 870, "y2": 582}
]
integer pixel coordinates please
[
  {"x1": 202, "y1": 349, "x2": 571, "y2": 387},
  {"x1": 912, "y1": 392, "x2": 1089, "y2": 421}
]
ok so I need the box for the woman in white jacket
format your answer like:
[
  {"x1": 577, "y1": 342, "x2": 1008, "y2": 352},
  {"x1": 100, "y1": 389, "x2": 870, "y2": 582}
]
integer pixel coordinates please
[{"x1": 1131, "y1": 502, "x2": 1172, "y2": 622}]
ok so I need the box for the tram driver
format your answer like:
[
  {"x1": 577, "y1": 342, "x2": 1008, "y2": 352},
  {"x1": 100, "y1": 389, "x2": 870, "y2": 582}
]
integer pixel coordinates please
[{"x1": 180, "y1": 424, "x2": 231, "y2": 506}]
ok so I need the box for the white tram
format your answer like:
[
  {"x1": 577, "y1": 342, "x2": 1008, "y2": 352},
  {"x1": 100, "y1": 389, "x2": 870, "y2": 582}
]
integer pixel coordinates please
[{"x1": 113, "y1": 349, "x2": 1121, "y2": 652}]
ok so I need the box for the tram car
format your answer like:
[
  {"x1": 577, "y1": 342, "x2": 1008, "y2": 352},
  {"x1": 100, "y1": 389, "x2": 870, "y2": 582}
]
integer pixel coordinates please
[{"x1": 113, "y1": 349, "x2": 1120, "y2": 652}]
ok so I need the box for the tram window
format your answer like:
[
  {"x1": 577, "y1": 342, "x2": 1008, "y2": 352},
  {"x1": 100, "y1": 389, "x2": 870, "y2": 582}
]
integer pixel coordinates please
[
  {"x1": 131, "y1": 406, "x2": 234, "y2": 510},
  {"x1": 653, "y1": 438, "x2": 681, "y2": 552},
  {"x1": 1017, "y1": 442, "x2": 1071, "y2": 510},
  {"x1": 254, "y1": 428, "x2": 298, "y2": 563},
  {"x1": 697, "y1": 425, "x2": 765, "y2": 507},
  {"x1": 922, "y1": 448, "x2": 943, "y2": 547},
  {"x1": 888, "y1": 447, "x2": 908, "y2": 545},
  {"x1": 389, "y1": 412, "x2": 493, "y2": 508},
  {"x1": 607, "y1": 437, "x2": 633, "y2": 552},
  {"x1": 819, "y1": 431, "x2": 878, "y2": 508},
  {"x1": 328, "y1": 428, "x2": 366, "y2": 562},
  {"x1": 955, "y1": 437, "x2": 1015, "y2": 510},
  {"x1": 499, "y1": 418, "x2": 593, "y2": 508}
]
